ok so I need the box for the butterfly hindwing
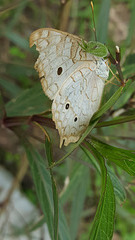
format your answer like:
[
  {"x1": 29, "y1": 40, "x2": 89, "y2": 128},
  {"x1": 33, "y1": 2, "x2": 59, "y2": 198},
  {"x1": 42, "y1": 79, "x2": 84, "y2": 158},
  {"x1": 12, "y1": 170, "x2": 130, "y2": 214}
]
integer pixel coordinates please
[{"x1": 52, "y1": 62, "x2": 106, "y2": 147}]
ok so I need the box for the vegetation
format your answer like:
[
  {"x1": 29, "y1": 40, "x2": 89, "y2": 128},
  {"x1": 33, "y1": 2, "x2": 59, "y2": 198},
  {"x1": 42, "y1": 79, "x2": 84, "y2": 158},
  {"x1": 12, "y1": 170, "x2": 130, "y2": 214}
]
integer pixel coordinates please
[{"x1": 0, "y1": 0, "x2": 135, "y2": 239}]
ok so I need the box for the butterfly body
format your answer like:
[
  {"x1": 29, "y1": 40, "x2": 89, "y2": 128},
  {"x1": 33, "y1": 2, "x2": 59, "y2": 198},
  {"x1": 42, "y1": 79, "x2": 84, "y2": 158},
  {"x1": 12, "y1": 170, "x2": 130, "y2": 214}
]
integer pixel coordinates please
[{"x1": 30, "y1": 28, "x2": 109, "y2": 147}]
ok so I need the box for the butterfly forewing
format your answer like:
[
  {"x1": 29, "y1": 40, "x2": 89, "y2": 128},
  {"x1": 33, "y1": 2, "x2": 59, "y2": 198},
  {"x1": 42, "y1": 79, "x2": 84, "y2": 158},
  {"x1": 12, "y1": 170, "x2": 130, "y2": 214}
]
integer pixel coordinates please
[{"x1": 30, "y1": 28, "x2": 96, "y2": 100}]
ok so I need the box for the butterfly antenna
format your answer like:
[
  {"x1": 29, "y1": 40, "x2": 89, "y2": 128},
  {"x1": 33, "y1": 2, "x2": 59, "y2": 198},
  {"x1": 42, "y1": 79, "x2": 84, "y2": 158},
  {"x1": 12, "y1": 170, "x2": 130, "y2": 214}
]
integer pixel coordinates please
[{"x1": 90, "y1": 1, "x2": 97, "y2": 42}]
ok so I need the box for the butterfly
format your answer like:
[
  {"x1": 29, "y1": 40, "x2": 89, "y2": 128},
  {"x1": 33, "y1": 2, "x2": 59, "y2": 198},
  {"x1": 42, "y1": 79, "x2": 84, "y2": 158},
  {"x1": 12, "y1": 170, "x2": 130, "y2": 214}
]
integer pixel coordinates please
[{"x1": 29, "y1": 28, "x2": 109, "y2": 147}]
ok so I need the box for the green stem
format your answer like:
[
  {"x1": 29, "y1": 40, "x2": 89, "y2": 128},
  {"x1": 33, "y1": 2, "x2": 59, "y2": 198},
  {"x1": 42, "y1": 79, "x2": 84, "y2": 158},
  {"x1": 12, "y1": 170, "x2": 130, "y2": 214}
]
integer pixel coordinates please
[{"x1": 96, "y1": 115, "x2": 135, "y2": 128}]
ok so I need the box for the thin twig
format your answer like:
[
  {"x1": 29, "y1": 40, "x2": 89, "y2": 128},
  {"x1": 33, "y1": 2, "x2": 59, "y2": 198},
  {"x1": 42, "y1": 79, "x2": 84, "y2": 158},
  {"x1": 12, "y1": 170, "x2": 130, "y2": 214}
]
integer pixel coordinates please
[
  {"x1": 3, "y1": 115, "x2": 55, "y2": 129},
  {"x1": 108, "y1": 46, "x2": 125, "y2": 86},
  {"x1": 58, "y1": 0, "x2": 72, "y2": 31}
]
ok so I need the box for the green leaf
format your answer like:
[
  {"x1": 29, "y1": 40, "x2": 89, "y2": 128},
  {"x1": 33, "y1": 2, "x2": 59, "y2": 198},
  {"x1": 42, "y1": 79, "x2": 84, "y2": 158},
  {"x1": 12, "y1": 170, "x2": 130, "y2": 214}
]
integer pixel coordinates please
[
  {"x1": 5, "y1": 83, "x2": 51, "y2": 117},
  {"x1": 126, "y1": 0, "x2": 135, "y2": 46},
  {"x1": 81, "y1": 145, "x2": 126, "y2": 203},
  {"x1": 107, "y1": 165, "x2": 126, "y2": 203},
  {"x1": 45, "y1": 138, "x2": 59, "y2": 240},
  {"x1": 24, "y1": 140, "x2": 71, "y2": 240},
  {"x1": 97, "y1": 0, "x2": 111, "y2": 43},
  {"x1": 113, "y1": 81, "x2": 135, "y2": 110},
  {"x1": 24, "y1": 140, "x2": 54, "y2": 240},
  {"x1": 3, "y1": 30, "x2": 29, "y2": 50},
  {"x1": 60, "y1": 161, "x2": 88, "y2": 204},
  {"x1": 80, "y1": 40, "x2": 108, "y2": 57},
  {"x1": 69, "y1": 167, "x2": 89, "y2": 240},
  {"x1": 92, "y1": 80, "x2": 131, "y2": 121},
  {"x1": 123, "y1": 64, "x2": 135, "y2": 80},
  {"x1": 59, "y1": 152, "x2": 90, "y2": 240},
  {"x1": 90, "y1": 137, "x2": 135, "y2": 176},
  {"x1": 90, "y1": 175, "x2": 115, "y2": 240},
  {"x1": 94, "y1": 86, "x2": 121, "y2": 120},
  {"x1": 96, "y1": 114, "x2": 135, "y2": 128},
  {"x1": 85, "y1": 142, "x2": 115, "y2": 240},
  {"x1": 0, "y1": 77, "x2": 21, "y2": 98},
  {"x1": 80, "y1": 145, "x2": 100, "y2": 173},
  {"x1": 3, "y1": 63, "x2": 36, "y2": 85}
]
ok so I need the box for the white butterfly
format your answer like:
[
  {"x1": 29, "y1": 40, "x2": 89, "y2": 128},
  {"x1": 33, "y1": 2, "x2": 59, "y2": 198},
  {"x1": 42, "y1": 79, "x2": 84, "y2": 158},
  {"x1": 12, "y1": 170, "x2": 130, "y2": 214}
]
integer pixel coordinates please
[{"x1": 30, "y1": 28, "x2": 109, "y2": 147}]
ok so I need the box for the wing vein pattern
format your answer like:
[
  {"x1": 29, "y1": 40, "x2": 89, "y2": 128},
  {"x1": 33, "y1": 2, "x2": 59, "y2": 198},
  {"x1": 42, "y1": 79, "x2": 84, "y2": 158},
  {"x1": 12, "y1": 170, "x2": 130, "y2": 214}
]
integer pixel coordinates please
[{"x1": 30, "y1": 28, "x2": 109, "y2": 147}]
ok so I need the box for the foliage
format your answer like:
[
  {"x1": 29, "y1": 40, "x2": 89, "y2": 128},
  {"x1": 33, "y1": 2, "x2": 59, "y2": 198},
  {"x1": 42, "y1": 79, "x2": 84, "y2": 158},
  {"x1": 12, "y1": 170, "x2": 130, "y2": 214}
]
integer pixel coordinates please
[
  {"x1": 0, "y1": 0, "x2": 135, "y2": 240},
  {"x1": 79, "y1": 40, "x2": 108, "y2": 57}
]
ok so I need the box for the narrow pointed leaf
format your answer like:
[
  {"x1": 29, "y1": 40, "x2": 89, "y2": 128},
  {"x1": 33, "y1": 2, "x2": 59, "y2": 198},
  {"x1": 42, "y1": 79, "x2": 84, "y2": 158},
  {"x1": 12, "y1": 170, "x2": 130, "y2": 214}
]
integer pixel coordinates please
[
  {"x1": 85, "y1": 142, "x2": 115, "y2": 240},
  {"x1": 69, "y1": 167, "x2": 89, "y2": 240},
  {"x1": 81, "y1": 145, "x2": 126, "y2": 203},
  {"x1": 90, "y1": 137, "x2": 135, "y2": 176},
  {"x1": 107, "y1": 165, "x2": 126, "y2": 203},
  {"x1": 45, "y1": 138, "x2": 59, "y2": 240},
  {"x1": 92, "y1": 80, "x2": 132, "y2": 121},
  {"x1": 24, "y1": 140, "x2": 54, "y2": 239},
  {"x1": 96, "y1": 114, "x2": 135, "y2": 128},
  {"x1": 24, "y1": 140, "x2": 71, "y2": 240},
  {"x1": 126, "y1": 0, "x2": 135, "y2": 46},
  {"x1": 97, "y1": 0, "x2": 111, "y2": 43}
]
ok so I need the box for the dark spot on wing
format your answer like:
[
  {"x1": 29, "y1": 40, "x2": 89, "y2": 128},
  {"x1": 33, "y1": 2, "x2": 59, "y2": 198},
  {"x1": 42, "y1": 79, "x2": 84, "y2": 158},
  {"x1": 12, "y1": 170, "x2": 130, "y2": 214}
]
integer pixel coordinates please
[
  {"x1": 57, "y1": 67, "x2": 63, "y2": 75},
  {"x1": 65, "y1": 103, "x2": 69, "y2": 109}
]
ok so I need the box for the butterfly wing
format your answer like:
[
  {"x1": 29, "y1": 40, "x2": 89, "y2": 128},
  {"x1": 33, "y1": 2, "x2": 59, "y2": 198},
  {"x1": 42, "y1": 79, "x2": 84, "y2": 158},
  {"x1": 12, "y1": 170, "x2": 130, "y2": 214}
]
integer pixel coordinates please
[
  {"x1": 29, "y1": 28, "x2": 95, "y2": 100},
  {"x1": 52, "y1": 60, "x2": 108, "y2": 147},
  {"x1": 30, "y1": 28, "x2": 109, "y2": 146}
]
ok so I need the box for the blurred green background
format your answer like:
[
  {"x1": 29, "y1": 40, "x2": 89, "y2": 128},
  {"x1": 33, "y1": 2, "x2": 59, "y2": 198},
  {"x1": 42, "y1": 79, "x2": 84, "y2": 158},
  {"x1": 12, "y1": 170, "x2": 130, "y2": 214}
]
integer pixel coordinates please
[{"x1": 0, "y1": 0, "x2": 135, "y2": 239}]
